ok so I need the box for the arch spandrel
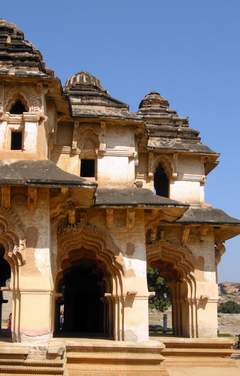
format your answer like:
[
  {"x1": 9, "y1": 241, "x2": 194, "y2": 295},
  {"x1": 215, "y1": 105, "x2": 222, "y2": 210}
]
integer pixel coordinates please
[
  {"x1": 147, "y1": 238, "x2": 195, "y2": 276},
  {"x1": 4, "y1": 87, "x2": 42, "y2": 114},
  {"x1": 0, "y1": 209, "x2": 26, "y2": 266},
  {"x1": 57, "y1": 221, "x2": 125, "y2": 278}
]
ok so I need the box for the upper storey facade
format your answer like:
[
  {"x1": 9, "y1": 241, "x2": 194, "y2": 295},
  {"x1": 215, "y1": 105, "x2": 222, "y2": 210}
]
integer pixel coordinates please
[{"x1": 0, "y1": 19, "x2": 218, "y2": 205}]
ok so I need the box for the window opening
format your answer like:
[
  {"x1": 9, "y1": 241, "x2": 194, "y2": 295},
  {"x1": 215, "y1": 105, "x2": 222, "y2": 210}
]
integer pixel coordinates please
[
  {"x1": 11, "y1": 131, "x2": 23, "y2": 150},
  {"x1": 154, "y1": 165, "x2": 169, "y2": 197},
  {"x1": 9, "y1": 100, "x2": 27, "y2": 114},
  {"x1": 80, "y1": 159, "x2": 95, "y2": 178}
]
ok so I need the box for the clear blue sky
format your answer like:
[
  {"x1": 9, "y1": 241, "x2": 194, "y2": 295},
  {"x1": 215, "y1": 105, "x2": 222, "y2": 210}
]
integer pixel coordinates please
[{"x1": 1, "y1": 0, "x2": 240, "y2": 281}]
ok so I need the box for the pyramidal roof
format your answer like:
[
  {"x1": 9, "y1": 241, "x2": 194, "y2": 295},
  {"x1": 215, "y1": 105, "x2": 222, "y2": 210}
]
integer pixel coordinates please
[
  {"x1": 0, "y1": 19, "x2": 49, "y2": 76},
  {"x1": 64, "y1": 71, "x2": 139, "y2": 120}
]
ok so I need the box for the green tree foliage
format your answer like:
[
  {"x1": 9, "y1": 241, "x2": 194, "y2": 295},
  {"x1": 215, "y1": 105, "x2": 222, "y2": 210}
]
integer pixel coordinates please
[
  {"x1": 147, "y1": 267, "x2": 171, "y2": 312},
  {"x1": 218, "y1": 300, "x2": 240, "y2": 314}
]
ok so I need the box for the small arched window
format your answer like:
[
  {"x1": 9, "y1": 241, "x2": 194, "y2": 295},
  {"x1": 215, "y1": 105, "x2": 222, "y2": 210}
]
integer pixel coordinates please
[
  {"x1": 9, "y1": 100, "x2": 28, "y2": 114},
  {"x1": 79, "y1": 131, "x2": 99, "y2": 179},
  {"x1": 154, "y1": 164, "x2": 169, "y2": 197}
]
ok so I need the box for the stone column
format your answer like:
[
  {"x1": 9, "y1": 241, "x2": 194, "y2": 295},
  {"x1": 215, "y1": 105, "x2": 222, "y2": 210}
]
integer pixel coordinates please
[{"x1": 18, "y1": 189, "x2": 53, "y2": 344}]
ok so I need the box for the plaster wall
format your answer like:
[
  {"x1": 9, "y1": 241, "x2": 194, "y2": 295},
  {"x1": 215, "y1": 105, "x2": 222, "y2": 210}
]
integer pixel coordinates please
[
  {"x1": 171, "y1": 156, "x2": 205, "y2": 203},
  {"x1": 24, "y1": 121, "x2": 38, "y2": 153},
  {"x1": 97, "y1": 126, "x2": 136, "y2": 187},
  {"x1": 171, "y1": 181, "x2": 202, "y2": 204},
  {"x1": 106, "y1": 209, "x2": 149, "y2": 341},
  {"x1": 98, "y1": 156, "x2": 135, "y2": 187}
]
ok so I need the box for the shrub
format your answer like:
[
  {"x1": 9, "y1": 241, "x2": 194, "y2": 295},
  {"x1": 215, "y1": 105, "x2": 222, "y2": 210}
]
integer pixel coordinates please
[
  {"x1": 218, "y1": 300, "x2": 240, "y2": 314},
  {"x1": 147, "y1": 267, "x2": 170, "y2": 312}
]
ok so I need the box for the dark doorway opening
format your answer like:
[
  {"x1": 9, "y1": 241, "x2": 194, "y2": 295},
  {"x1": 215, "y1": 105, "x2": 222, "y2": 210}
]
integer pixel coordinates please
[
  {"x1": 0, "y1": 246, "x2": 11, "y2": 339},
  {"x1": 80, "y1": 159, "x2": 95, "y2": 178},
  {"x1": 55, "y1": 258, "x2": 112, "y2": 338},
  {"x1": 154, "y1": 165, "x2": 169, "y2": 197},
  {"x1": 11, "y1": 131, "x2": 23, "y2": 150}
]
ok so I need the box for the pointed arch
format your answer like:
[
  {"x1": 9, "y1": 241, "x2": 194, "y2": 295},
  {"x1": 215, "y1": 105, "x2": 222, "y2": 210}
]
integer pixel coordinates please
[
  {"x1": 55, "y1": 222, "x2": 125, "y2": 340},
  {"x1": 147, "y1": 238, "x2": 197, "y2": 337},
  {"x1": 153, "y1": 155, "x2": 174, "y2": 179},
  {"x1": 6, "y1": 93, "x2": 29, "y2": 114},
  {"x1": 0, "y1": 212, "x2": 26, "y2": 342}
]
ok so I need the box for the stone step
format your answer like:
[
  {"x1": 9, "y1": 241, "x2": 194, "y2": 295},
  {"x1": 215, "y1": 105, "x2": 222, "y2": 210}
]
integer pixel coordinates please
[
  {"x1": 164, "y1": 355, "x2": 238, "y2": 367},
  {"x1": 66, "y1": 341, "x2": 163, "y2": 354},
  {"x1": 0, "y1": 364, "x2": 64, "y2": 374},
  {"x1": 162, "y1": 338, "x2": 234, "y2": 349},
  {"x1": 67, "y1": 350, "x2": 163, "y2": 364},
  {"x1": 67, "y1": 369, "x2": 168, "y2": 376},
  {"x1": 65, "y1": 340, "x2": 168, "y2": 375},
  {"x1": 0, "y1": 359, "x2": 63, "y2": 366},
  {"x1": 162, "y1": 347, "x2": 234, "y2": 357}
]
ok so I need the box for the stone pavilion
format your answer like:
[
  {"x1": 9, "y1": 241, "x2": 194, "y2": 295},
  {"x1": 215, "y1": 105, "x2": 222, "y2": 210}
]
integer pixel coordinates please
[{"x1": 0, "y1": 19, "x2": 239, "y2": 376}]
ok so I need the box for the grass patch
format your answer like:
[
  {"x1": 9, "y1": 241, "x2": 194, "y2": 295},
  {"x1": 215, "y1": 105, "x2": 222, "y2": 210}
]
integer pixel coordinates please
[{"x1": 218, "y1": 332, "x2": 234, "y2": 338}]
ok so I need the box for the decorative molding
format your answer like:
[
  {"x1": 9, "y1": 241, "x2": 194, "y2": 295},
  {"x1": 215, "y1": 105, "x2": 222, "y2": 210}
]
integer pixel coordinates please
[
  {"x1": 0, "y1": 214, "x2": 26, "y2": 266},
  {"x1": 1, "y1": 187, "x2": 11, "y2": 209},
  {"x1": 182, "y1": 226, "x2": 190, "y2": 245},
  {"x1": 4, "y1": 86, "x2": 42, "y2": 113},
  {"x1": 27, "y1": 187, "x2": 38, "y2": 211},
  {"x1": 106, "y1": 209, "x2": 114, "y2": 229},
  {"x1": 126, "y1": 209, "x2": 135, "y2": 230},
  {"x1": 148, "y1": 153, "x2": 176, "y2": 180},
  {"x1": 215, "y1": 242, "x2": 225, "y2": 264},
  {"x1": 56, "y1": 220, "x2": 126, "y2": 289},
  {"x1": 147, "y1": 238, "x2": 195, "y2": 277}
]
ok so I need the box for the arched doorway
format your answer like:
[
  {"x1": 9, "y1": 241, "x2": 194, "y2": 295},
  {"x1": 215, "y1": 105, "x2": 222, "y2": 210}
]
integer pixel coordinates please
[
  {"x1": 148, "y1": 260, "x2": 191, "y2": 337},
  {"x1": 55, "y1": 221, "x2": 124, "y2": 340},
  {"x1": 147, "y1": 235, "x2": 197, "y2": 338},
  {"x1": 0, "y1": 245, "x2": 12, "y2": 338},
  {"x1": 55, "y1": 255, "x2": 114, "y2": 338},
  {"x1": 154, "y1": 164, "x2": 169, "y2": 197}
]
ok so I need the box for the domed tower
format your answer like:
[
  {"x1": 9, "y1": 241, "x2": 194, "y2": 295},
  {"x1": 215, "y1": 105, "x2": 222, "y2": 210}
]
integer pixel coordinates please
[
  {"x1": 0, "y1": 19, "x2": 66, "y2": 159},
  {"x1": 137, "y1": 91, "x2": 219, "y2": 203},
  {"x1": 52, "y1": 71, "x2": 142, "y2": 186}
]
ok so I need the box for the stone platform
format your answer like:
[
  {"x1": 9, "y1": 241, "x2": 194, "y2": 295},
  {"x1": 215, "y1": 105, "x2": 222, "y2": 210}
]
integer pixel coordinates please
[
  {"x1": 0, "y1": 337, "x2": 239, "y2": 375},
  {"x1": 63, "y1": 338, "x2": 168, "y2": 376},
  {"x1": 158, "y1": 337, "x2": 240, "y2": 376}
]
